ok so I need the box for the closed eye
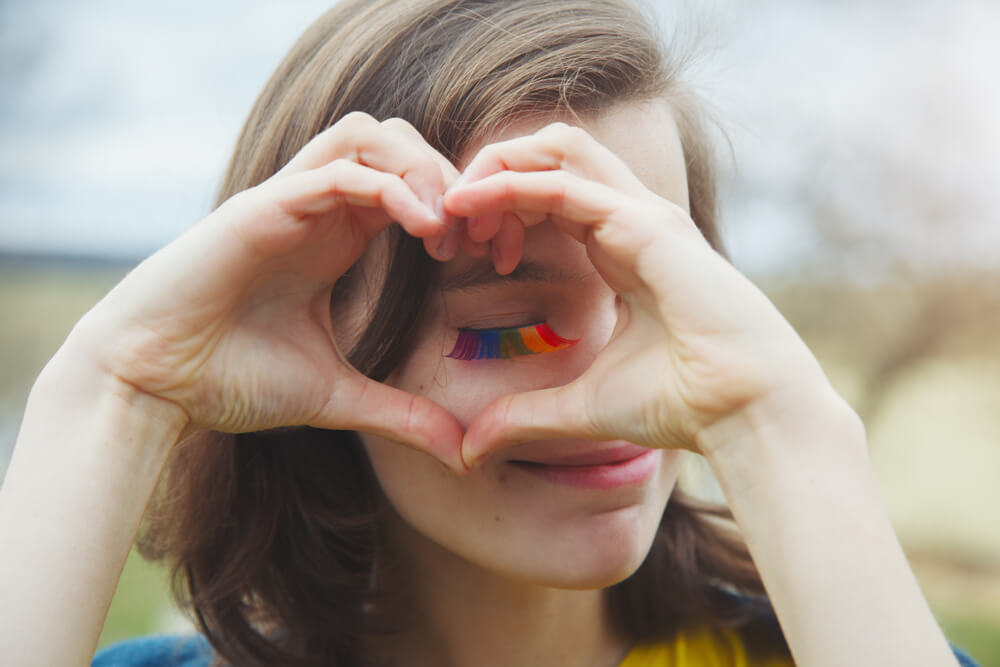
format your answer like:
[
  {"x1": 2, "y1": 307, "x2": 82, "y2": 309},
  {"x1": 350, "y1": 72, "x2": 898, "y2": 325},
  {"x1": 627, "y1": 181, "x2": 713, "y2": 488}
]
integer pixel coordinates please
[{"x1": 445, "y1": 323, "x2": 578, "y2": 360}]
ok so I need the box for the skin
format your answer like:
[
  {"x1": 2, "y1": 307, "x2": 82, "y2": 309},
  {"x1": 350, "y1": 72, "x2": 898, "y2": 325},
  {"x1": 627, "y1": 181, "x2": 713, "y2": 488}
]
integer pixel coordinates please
[
  {"x1": 0, "y1": 100, "x2": 961, "y2": 667},
  {"x1": 359, "y1": 105, "x2": 689, "y2": 665}
]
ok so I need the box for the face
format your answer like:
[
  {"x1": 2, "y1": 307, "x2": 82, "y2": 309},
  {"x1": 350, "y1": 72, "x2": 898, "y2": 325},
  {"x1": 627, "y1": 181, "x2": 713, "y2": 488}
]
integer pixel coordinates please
[{"x1": 359, "y1": 100, "x2": 691, "y2": 590}]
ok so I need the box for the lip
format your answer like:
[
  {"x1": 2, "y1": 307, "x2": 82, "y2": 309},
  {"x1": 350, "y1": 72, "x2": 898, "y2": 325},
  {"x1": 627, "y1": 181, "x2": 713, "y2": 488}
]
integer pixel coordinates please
[{"x1": 506, "y1": 445, "x2": 660, "y2": 490}]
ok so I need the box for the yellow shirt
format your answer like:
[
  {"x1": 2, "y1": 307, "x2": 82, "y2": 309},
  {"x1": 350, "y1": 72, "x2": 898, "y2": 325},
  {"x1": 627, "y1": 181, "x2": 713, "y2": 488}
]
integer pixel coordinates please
[{"x1": 620, "y1": 627, "x2": 794, "y2": 667}]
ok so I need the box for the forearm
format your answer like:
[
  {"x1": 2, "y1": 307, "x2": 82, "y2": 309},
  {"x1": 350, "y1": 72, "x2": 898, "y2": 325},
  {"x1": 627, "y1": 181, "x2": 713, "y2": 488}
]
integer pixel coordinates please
[
  {"x1": 700, "y1": 386, "x2": 959, "y2": 667},
  {"x1": 0, "y1": 350, "x2": 188, "y2": 667}
]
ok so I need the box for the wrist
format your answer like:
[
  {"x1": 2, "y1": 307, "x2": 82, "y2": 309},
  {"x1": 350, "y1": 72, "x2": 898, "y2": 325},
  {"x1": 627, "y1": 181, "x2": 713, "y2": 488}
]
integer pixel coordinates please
[
  {"x1": 694, "y1": 385, "x2": 960, "y2": 667},
  {"x1": 30, "y1": 344, "x2": 191, "y2": 458},
  {"x1": 696, "y1": 381, "x2": 868, "y2": 494},
  {"x1": 2, "y1": 343, "x2": 191, "y2": 666}
]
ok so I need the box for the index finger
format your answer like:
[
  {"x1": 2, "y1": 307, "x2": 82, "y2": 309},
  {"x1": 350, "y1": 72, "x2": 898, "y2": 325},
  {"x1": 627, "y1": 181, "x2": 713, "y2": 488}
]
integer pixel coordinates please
[
  {"x1": 278, "y1": 113, "x2": 459, "y2": 211},
  {"x1": 457, "y1": 122, "x2": 645, "y2": 195},
  {"x1": 445, "y1": 169, "x2": 622, "y2": 232}
]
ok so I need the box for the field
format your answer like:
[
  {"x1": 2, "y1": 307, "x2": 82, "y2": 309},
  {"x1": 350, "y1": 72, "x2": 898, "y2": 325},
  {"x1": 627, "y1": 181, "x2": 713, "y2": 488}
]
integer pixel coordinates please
[{"x1": 2, "y1": 257, "x2": 998, "y2": 663}]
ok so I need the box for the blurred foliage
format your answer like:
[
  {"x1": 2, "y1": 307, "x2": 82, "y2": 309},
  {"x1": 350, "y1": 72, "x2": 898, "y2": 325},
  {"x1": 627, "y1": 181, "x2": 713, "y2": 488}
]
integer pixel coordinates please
[
  {"x1": 98, "y1": 549, "x2": 182, "y2": 650},
  {"x1": 764, "y1": 271, "x2": 1000, "y2": 425},
  {"x1": 0, "y1": 260, "x2": 130, "y2": 407},
  {"x1": 938, "y1": 612, "x2": 1000, "y2": 667}
]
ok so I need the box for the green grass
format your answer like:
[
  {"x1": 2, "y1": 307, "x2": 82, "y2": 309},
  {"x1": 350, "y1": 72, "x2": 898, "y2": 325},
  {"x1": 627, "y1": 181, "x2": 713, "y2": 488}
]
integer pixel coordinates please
[
  {"x1": 938, "y1": 611, "x2": 1000, "y2": 667},
  {"x1": 97, "y1": 549, "x2": 183, "y2": 650}
]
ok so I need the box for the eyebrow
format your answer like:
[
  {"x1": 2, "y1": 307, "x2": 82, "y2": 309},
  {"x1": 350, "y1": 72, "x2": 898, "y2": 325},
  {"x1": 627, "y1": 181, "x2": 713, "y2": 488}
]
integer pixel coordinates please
[{"x1": 438, "y1": 260, "x2": 588, "y2": 293}]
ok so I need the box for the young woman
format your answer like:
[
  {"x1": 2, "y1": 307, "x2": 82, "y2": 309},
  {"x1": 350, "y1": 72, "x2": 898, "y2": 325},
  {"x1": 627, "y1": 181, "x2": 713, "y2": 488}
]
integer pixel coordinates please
[{"x1": 0, "y1": 1, "x2": 976, "y2": 665}]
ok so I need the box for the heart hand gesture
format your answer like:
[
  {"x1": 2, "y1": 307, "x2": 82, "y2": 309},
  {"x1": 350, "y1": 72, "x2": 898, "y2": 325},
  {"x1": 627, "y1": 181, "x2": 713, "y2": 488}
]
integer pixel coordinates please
[
  {"x1": 446, "y1": 109, "x2": 831, "y2": 466},
  {"x1": 66, "y1": 113, "x2": 467, "y2": 468}
]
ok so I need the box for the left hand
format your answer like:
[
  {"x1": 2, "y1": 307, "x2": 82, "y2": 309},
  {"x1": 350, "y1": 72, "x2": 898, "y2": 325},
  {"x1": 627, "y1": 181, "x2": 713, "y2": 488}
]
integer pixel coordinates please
[{"x1": 444, "y1": 122, "x2": 832, "y2": 467}]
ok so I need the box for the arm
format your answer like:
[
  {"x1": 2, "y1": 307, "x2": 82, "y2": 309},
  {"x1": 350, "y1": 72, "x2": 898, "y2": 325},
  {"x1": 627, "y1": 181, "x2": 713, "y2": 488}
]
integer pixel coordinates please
[
  {"x1": 701, "y1": 385, "x2": 958, "y2": 667},
  {"x1": 0, "y1": 112, "x2": 464, "y2": 666},
  {"x1": 0, "y1": 356, "x2": 186, "y2": 666},
  {"x1": 450, "y1": 113, "x2": 961, "y2": 666}
]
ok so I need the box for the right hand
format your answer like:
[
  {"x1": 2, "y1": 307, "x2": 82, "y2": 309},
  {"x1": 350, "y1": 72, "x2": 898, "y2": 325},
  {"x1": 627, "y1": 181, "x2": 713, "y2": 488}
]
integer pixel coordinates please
[{"x1": 61, "y1": 112, "x2": 466, "y2": 469}]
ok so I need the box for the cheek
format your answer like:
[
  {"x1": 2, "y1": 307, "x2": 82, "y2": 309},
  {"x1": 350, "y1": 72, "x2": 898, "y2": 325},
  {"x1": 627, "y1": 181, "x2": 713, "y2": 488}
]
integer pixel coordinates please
[
  {"x1": 363, "y1": 433, "x2": 456, "y2": 509},
  {"x1": 392, "y1": 347, "x2": 605, "y2": 428}
]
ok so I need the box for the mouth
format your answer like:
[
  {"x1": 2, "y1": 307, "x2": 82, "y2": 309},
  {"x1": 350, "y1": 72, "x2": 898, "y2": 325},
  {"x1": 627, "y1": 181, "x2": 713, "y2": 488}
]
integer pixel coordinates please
[{"x1": 505, "y1": 443, "x2": 660, "y2": 490}]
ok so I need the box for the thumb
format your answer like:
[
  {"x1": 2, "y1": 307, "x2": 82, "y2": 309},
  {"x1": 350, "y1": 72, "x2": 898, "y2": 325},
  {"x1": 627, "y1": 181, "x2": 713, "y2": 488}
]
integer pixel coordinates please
[
  {"x1": 316, "y1": 372, "x2": 466, "y2": 473},
  {"x1": 462, "y1": 380, "x2": 605, "y2": 468}
]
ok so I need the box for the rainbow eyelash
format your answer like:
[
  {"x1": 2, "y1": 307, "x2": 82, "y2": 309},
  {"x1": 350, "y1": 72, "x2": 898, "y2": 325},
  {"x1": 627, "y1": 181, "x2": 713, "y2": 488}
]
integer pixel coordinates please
[{"x1": 445, "y1": 323, "x2": 578, "y2": 360}]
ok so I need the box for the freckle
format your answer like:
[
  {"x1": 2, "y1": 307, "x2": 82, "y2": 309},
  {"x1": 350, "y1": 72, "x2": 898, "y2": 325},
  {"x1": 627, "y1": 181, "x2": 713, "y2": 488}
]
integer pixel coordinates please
[
  {"x1": 418, "y1": 384, "x2": 425, "y2": 391},
  {"x1": 494, "y1": 515, "x2": 501, "y2": 522},
  {"x1": 498, "y1": 470, "x2": 509, "y2": 484}
]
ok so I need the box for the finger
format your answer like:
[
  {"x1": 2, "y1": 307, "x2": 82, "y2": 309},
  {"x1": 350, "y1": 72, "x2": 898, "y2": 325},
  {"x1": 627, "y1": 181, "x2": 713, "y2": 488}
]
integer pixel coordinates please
[
  {"x1": 277, "y1": 112, "x2": 381, "y2": 175},
  {"x1": 464, "y1": 209, "x2": 543, "y2": 246},
  {"x1": 491, "y1": 213, "x2": 524, "y2": 275},
  {"x1": 446, "y1": 169, "x2": 623, "y2": 227},
  {"x1": 278, "y1": 112, "x2": 458, "y2": 214},
  {"x1": 461, "y1": 381, "x2": 603, "y2": 468},
  {"x1": 458, "y1": 122, "x2": 643, "y2": 194},
  {"x1": 273, "y1": 159, "x2": 444, "y2": 238},
  {"x1": 513, "y1": 209, "x2": 548, "y2": 228},
  {"x1": 466, "y1": 211, "x2": 503, "y2": 243},
  {"x1": 425, "y1": 216, "x2": 466, "y2": 261},
  {"x1": 459, "y1": 233, "x2": 490, "y2": 258},
  {"x1": 448, "y1": 170, "x2": 687, "y2": 294},
  {"x1": 379, "y1": 116, "x2": 462, "y2": 208},
  {"x1": 318, "y1": 372, "x2": 467, "y2": 473}
]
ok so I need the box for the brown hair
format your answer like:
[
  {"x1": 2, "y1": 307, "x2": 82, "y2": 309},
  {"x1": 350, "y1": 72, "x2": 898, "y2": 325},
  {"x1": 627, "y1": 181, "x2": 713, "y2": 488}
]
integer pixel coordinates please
[{"x1": 140, "y1": 1, "x2": 771, "y2": 665}]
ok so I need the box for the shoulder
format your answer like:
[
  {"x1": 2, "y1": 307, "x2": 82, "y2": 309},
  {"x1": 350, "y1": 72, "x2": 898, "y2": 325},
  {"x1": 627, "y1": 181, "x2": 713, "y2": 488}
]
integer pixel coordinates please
[{"x1": 92, "y1": 635, "x2": 213, "y2": 667}]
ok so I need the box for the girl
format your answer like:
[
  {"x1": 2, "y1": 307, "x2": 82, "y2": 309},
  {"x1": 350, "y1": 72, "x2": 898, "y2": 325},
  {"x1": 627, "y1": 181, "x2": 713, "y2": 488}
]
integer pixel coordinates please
[{"x1": 0, "y1": 1, "x2": 976, "y2": 665}]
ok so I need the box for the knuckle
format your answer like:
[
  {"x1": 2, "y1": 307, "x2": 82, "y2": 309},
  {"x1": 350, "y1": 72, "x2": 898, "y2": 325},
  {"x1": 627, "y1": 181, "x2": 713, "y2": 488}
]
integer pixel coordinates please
[
  {"x1": 381, "y1": 116, "x2": 417, "y2": 134},
  {"x1": 325, "y1": 158, "x2": 354, "y2": 179},
  {"x1": 333, "y1": 112, "x2": 379, "y2": 161},
  {"x1": 560, "y1": 126, "x2": 591, "y2": 154},
  {"x1": 542, "y1": 120, "x2": 571, "y2": 133},
  {"x1": 543, "y1": 121, "x2": 588, "y2": 144},
  {"x1": 550, "y1": 185, "x2": 568, "y2": 214},
  {"x1": 500, "y1": 172, "x2": 519, "y2": 200},
  {"x1": 562, "y1": 124, "x2": 590, "y2": 142},
  {"x1": 478, "y1": 144, "x2": 501, "y2": 162},
  {"x1": 339, "y1": 110, "x2": 376, "y2": 129},
  {"x1": 541, "y1": 123, "x2": 591, "y2": 166}
]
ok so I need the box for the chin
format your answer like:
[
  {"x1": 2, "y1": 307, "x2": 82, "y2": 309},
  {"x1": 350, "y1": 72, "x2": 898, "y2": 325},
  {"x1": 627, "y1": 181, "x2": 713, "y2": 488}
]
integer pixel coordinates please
[{"x1": 509, "y1": 505, "x2": 662, "y2": 591}]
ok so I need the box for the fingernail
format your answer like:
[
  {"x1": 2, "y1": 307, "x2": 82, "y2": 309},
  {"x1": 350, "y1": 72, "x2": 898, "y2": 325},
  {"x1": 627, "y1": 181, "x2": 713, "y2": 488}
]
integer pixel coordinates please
[
  {"x1": 460, "y1": 446, "x2": 480, "y2": 470},
  {"x1": 434, "y1": 195, "x2": 445, "y2": 222}
]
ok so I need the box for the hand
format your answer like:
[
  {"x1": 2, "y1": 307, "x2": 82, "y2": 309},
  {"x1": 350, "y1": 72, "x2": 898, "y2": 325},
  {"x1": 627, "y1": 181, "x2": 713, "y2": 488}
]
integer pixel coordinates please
[
  {"x1": 64, "y1": 113, "x2": 466, "y2": 469},
  {"x1": 445, "y1": 122, "x2": 831, "y2": 466}
]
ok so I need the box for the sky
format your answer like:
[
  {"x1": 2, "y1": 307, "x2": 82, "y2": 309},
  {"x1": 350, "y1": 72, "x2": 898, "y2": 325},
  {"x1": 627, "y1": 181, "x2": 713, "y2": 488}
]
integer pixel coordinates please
[{"x1": 1, "y1": 0, "x2": 998, "y2": 276}]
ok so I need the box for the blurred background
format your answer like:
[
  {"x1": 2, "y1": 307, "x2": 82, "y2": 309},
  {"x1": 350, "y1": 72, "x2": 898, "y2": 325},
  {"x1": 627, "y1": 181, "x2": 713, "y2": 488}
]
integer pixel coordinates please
[{"x1": 2, "y1": 0, "x2": 998, "y2": 663}]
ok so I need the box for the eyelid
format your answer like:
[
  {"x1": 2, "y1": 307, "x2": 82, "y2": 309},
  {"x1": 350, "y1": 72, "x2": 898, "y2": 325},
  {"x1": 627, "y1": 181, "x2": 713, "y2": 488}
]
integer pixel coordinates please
[
  {"x1": 453, "y1": 309, "x2": 546, "y2": 332},
  {"x1": 445, "y1": 322, "x2": 577, "y2": 360},
  {"x1": 460, "y1": 320, "x2": 542, "y2": 333}
]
